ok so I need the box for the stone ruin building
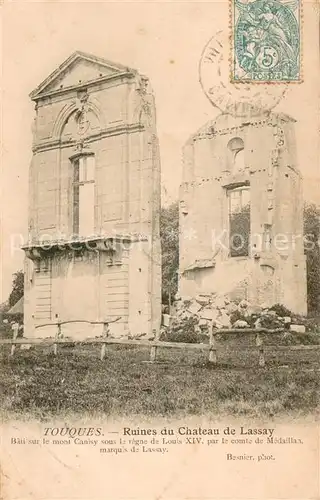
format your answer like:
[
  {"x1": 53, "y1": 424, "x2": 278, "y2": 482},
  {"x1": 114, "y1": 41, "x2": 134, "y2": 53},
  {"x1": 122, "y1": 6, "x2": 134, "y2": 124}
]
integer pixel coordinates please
[
  {"x1": 23, "y1": 51, "x2": 161, "y2": 339},
  {"x1": 179, "y1": 111, "x2": 307, "y2": 315}
]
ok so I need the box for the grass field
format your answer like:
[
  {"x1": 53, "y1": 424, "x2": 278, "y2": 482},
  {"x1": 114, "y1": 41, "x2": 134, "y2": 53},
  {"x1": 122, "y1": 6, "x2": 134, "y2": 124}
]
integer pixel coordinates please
[{"x1": 1, "y1": 335, "x2": 319, "y2": 422}]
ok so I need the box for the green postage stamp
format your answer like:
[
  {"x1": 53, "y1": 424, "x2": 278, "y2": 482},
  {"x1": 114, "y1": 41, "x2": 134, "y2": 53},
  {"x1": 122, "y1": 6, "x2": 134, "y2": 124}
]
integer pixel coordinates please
[{"x1": 232, "y1": 0, "x2": 301, "y2": 82}]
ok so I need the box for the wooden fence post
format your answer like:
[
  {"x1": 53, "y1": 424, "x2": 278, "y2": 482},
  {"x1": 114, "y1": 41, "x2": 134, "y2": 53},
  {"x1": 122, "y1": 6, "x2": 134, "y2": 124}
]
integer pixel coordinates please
[
  {"x1": 53, "y1": 322, "x2": 61, "y2": 356},
  {"x1": 100, "y1": 322, "x2": 109, "y2": 361},
  {"x1": 10, "y1": 323, "x2": 19, "y2": 357},
  {"x1": 149, "y1": 329, "x2": 158, "y2": 362},
  {"x1": 256, "y1": 332, "x2": 265, "y2": 367},
  {"x1": 150, "y1": 345, "x2": 157, "y2": 362},
  {"x1": 208, "y1": 321, "x2": 217, "y2": 365}
]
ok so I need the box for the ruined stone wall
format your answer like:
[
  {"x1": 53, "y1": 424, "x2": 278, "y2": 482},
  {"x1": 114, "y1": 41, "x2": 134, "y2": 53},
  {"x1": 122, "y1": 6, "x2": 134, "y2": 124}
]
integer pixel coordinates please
[{"x1": 179, "y1": 111, "x2": 307, "y2": 315}]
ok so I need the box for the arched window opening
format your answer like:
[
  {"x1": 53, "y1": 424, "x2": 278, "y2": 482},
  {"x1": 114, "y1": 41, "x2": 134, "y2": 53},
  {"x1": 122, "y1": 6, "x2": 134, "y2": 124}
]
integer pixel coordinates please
[
  {"x1": 227, "y1": 137, "x2": 245, "y2": 173},
  {"x1": 228, "y1": 185, "x2": 250, "y2": 258},
  {"x1": 72, "y1": 154, "x2": 95, "y2": 237}
]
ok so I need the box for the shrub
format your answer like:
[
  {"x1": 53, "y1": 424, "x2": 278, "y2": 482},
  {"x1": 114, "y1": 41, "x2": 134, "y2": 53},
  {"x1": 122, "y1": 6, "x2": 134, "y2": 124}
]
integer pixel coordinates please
[
  {"x1": 0, "y1": 320, "x2": 23, "y2": 339},
  {"x1": 229, "y1": 310, "x2": 246, "y2": 325},
  {"x1": 258, "y1": 315, "x2": 283, "y2": 330},
  {"x1": 282, "y1": 331, "x2": 320, "y2": 345},
  {"x1": 303, "y1": 317, "x2": 320, "y2": 333},
  {"x1": 160, "y1": 317, "x2": 200, "y2": 343},
  {"x1": 4, "y1": 312, "x2": 23, "y2": 323},
  {"x1": 269, "y1": 304, "x2": 293, "y2": 317}
]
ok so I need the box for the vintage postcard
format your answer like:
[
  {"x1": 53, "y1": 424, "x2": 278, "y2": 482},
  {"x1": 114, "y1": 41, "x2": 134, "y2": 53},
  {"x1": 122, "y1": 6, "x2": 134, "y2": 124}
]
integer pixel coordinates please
[{"x1": 0, "y1": 1, "x2": 319, "y2": 499}]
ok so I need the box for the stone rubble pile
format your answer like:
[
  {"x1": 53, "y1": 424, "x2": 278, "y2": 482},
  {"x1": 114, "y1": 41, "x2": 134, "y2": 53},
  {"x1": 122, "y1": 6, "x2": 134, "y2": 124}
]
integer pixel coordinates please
[{"x1": 163, "y1": 293, "x2": 307, "y2": 335}]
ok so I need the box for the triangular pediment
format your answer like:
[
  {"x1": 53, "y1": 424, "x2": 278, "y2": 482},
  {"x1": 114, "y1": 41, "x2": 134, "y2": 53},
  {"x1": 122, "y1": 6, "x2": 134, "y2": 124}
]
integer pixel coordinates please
[{"x1": 30, "y1": 51, "x2": 136, "y2": 100}]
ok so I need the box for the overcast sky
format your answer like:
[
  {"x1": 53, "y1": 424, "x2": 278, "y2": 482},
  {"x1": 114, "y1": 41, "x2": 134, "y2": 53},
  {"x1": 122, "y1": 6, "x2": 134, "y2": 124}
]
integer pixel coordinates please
[{"x1": 1, "y1": 1, "x2": 319, "y2": 302}]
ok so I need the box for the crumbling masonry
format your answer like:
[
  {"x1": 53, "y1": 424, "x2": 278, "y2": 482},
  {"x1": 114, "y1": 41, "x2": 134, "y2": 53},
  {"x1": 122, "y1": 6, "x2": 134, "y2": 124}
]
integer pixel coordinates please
[{"x1": 179, "y1": 111, "x2": 307, "y2": 315}]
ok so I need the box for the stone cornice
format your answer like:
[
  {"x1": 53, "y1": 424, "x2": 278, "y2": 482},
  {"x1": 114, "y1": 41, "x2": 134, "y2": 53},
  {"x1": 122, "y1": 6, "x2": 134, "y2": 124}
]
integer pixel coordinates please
[
  {"x1": 32, "y1": 122, "x2": 145, "y2": 153},
  {"x1": 22, "y1": 235, "x2": 145, "y2": 268},
  {"x1": 22, "y1": 233, "x2": 149, "y2": 254},
  {"x1": 221, "y1": 174, "x2": 250, "y2": 189},
  {"x1": 31, "y1": 71, "x2": 137, "y2": 103}
]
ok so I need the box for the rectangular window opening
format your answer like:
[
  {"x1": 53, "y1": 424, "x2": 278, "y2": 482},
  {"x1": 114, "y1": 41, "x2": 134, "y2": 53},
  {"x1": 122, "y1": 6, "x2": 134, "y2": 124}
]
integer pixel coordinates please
[
  {"x1": 72, "y1": 155, "x2": 95, "y2": 237},
  {"x1": 228, "y1": 186, "x2": 251, "y2": 258}
]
